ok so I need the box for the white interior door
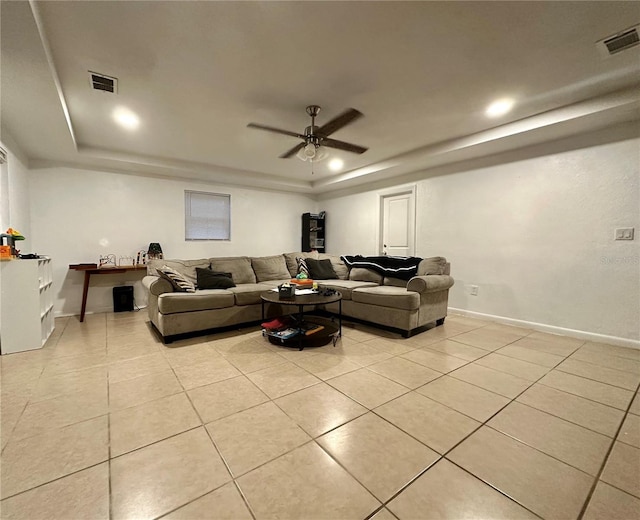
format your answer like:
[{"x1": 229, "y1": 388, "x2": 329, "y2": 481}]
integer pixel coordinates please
[{"x1": 380, "y1": 189, "x2": 415, "y2": 256}]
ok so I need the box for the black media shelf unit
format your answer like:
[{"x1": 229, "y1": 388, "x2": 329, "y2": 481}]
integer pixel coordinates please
[{"x1": 302, "y1": 212, "x2": 325, "y2": 252}]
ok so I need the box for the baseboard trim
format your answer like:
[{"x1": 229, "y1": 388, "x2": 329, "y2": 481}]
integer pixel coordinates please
[{"x1": 448, "y1": 307, "x2": 640, "y2": 350}]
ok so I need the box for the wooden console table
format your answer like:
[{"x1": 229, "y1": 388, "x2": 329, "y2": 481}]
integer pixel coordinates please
[{"x1": 69, "y1": 264, "x2": 148, "y2": 322}]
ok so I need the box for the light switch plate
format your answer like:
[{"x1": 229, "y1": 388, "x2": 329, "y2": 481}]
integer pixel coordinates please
[{"x1": 615, "y1": 228, "x2": 635, "y2": 240}]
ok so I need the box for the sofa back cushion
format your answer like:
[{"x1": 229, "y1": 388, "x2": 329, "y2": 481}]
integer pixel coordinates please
[
  {"x1": 209, "y1": 257, "x2": 256, "y2": 284},
  {"x1": 283, "y1": 251, "x2": 319, "y2": 277},
  {"x1": 317, "y1": 254, "x2": 349, "y2": 280},
  {"x1": 147, "y1": 258, "x2": 210, "y2": 284},
  {"x1": 349, "y1": 267, "x2": 383, "y2": 284},
  {"x1": 417, "y1": 257, "x2": 448, "y2": 276},
  {"x1": 251, "y1": 255, "x2": 290, "y2": 282}
]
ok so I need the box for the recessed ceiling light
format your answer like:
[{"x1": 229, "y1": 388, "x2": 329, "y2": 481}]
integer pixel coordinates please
[
  {"x1": 328, "y1": 158, "x2": 344, "y2": 171},
  {"x1": 485, "y1": 98, "x2": 514, "y2": 118},
  {"x1": 113, "y1": 107, "x2": 140, "y2": 130}
]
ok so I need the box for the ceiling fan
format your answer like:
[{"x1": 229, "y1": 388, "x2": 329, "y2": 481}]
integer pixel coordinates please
[{"x1": 247, "y1": 105, "x2": 368, "y2": 161}]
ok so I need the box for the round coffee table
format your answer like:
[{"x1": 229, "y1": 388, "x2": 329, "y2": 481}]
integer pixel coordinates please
[{"x1": 260, "y1": 290, "x2": 342, "y2": 350}]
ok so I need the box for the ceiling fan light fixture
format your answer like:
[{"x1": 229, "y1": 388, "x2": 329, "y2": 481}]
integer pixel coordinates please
[
  {"x1": 304, "y1": 143, "x2": 316, "y2": 158},
  {"x1": 296, "y1": 143, "x2": 328, "y2": 162},
  {"x1": 314, "y1": 147, "x2": 329, "y2": 162}
]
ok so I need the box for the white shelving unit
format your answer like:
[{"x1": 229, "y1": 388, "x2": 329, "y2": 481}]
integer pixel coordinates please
[{"x1": 0, "y1": 257, "x2": 54, "y2": 354}]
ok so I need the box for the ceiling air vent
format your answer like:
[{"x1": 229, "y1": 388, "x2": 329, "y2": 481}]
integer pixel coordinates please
[
  {"x1": 597, "y1": 25, "x2": 640, "y2": 57},
  {"x1": 89, "y1": 71, "x2": 118, "y2": 93}
]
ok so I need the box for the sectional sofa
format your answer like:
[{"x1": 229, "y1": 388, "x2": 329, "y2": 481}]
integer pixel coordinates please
[{"x1": 142, "y1": 252, "x2": 454, "y2": 344}]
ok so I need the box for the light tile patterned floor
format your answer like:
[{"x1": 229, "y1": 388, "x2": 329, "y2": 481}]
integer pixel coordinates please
[{"x1": 1, "y1": 311, "x2": 639, "y2": 520}]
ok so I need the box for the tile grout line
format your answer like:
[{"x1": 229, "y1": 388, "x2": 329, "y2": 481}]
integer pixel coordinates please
[
  {"x1": 107, "y1": 344, "x2": 244, "y2": 519},
  {"x1": 535, "y1": 378, "x2": 634, "y2": 412},
  {"x1": 565, "y1": 352, "x2": 640, "y2": 375},
  {"x1": 178, "y1": 364, "x2": 259, "y2": 520},
  {"x1": 0, "y1": 460, "x2": 109, "y2": 503},
  {"x1": 310, "y1": 438, "x2": 388, "y2": 515},
  {"x1": 0, "y1": 318, "x2": 74, "y2": 453},
  {"x1": 107, "y1": 354, "x2": 113, "y2": 520},
  {"x1": 553, "y1": 365, "x2": 640, "y2": 392},
  {"x1": 367, "y1": 347, "x2": 577, "y2": 519},
  {"x1": 505, "y1": 398, "x2": 621, "y2": 443},
  {"x1": 576, "y1": 380, "x2": 640, "y2": 520}
]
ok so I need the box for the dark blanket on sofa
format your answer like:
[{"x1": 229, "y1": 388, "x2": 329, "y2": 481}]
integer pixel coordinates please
[{"x1": 341, "y1": 255, "x2": 423, "y2": 280}]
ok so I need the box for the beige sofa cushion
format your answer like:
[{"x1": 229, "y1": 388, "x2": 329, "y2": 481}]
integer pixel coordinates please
[
  {"x1": 352, "y1": 286, "x2": 420, "y2": 311},
  {"x1": 317, "y1": 280, "x2": 378, "y2": 300},
  {"x1": 383, "y1": 277, "x2": 407, "y2": 287},
  {"x1": 251, "y1": 255, "x2": 290, "y2": 282},
  {"x1": 349, "y1": 267, "x2": 383, "y2": 284},
  {"x1": 318, "y1": 254, "x2": 349, "y2": 280},
  {"x1": 228, "y1": 283, "x2": 274, "y2": 305},
  {"x1": 209, "y1": 257, "x2": 256, "y2": 284},
  {"x1": 147, "y1": 258, "x2": 210, "y2": 284},
  {"x1": 417, "y1": 257, "x2": 447, "y2": 276},
  {"x1": 158, "y1": 290, "x2": 235, "y2": 314}
]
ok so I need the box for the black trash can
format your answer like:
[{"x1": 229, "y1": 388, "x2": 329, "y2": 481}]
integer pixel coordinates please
[{"x1": 113, "y1": 286, "x2": 134, "y2": 313}]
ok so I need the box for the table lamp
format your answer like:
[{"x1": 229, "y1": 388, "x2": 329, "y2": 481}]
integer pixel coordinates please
[{"x1": 147, "y1": 242, "x2": 163, "y2": 260}]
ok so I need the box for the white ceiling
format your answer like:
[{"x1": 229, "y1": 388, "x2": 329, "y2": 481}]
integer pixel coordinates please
[{"x1": 2, "y1": 1, "x2": 639, "y2": 194}]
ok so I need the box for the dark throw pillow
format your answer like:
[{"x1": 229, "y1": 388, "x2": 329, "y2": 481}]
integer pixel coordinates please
[
  {"x1": 305, "y1": 258, "x2": 338, "y2": 280},
  {"x1": 196, "y1": 268, "x2": 236, "y2": 289}
]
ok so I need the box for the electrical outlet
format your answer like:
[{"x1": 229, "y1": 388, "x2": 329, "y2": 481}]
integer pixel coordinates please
[
  {"x1": 615, "y1": 228, "x2": 635, "y2": 240},
  {"x1": 469, "y1": 285, "x2": 479, "y2": 296}
]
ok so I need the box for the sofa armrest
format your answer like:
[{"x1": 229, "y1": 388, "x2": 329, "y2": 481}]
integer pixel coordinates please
[
  {"x1": 143, "y1": 275, "x2": 174, "y2": 296},
  {"x1": 407, "y1": 275, "x2": 454, "y2": 294}
]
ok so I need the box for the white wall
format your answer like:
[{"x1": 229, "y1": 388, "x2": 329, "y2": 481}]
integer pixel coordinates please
[
  {"x1": 29, "y1": 167, "x2": 316, "y2": 317},
  {"x1": 323, "y1": 190, "x2": 381, "y2": 256},
  {"x1": 0, "y1": 139, "x2": 32, "y2": 252},
  {"x1": 322, "y1": 135, "x2": 640, "y2": 343},
  {"x1": 0, "y1": 139, "x2": 33, "y2": 339}
]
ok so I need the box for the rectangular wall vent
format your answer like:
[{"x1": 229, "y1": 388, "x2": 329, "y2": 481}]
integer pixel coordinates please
[
  {"x1": 88, "y1": 71, "x2": 118, "y2": 93},
  {"x1": 597, "y1": 25, "x2": 640, "y2": 57}
]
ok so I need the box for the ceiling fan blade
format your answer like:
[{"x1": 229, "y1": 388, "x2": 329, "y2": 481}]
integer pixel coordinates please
[
  {"x1": 247, "y1": 123, "x2": 304, "y2": 139},
  {"x1": 279, "y1": 142, "x2": 305, "y2": 159},
  {"x1": 321, "y1": 138, "x2": 368, "y2": 154},
  {"x1": 317, "y1": 108, "x2": 363, "y2": 137}
]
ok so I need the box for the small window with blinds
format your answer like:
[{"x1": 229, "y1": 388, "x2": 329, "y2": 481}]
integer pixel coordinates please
[{"x1": 185, "y1": 190, "x2": 231, "y2": 241}]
